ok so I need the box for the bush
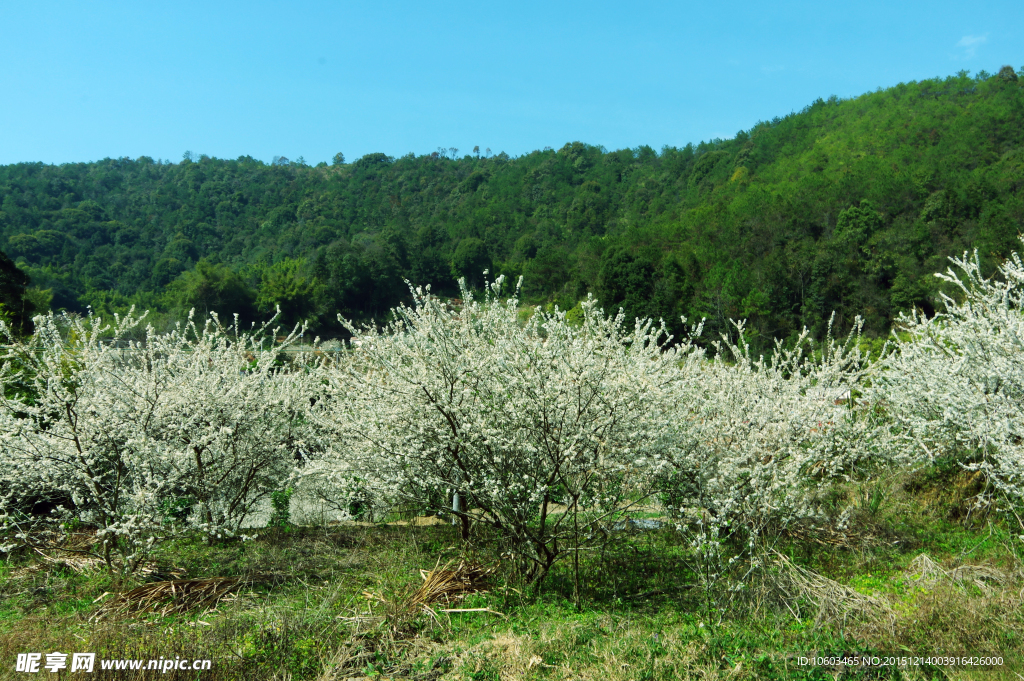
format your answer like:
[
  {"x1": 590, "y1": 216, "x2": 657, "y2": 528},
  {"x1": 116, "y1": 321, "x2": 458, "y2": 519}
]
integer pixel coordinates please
[
  {"x1": 0, "y1": 310, "x2": 312, "y2": 571},
  {"x1": 306, "y1": 277, "x2": 695, "y2": 581}
]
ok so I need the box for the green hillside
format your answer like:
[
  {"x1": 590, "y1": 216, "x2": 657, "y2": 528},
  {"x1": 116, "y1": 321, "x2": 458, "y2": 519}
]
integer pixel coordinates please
[{"x1": 1, "y1": 66, "x2": 1022, "y2": 343}]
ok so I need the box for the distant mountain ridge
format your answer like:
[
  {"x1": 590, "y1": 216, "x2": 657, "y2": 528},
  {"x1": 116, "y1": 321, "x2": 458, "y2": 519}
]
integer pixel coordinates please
[{"x1": 0, "y1": 65, "x2": 1021, "y2": 345}]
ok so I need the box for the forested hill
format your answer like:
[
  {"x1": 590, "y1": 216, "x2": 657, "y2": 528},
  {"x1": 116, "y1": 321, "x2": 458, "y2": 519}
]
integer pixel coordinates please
[{"x1": 1, "y1": 66, "x2": 1022, "y2": 344}]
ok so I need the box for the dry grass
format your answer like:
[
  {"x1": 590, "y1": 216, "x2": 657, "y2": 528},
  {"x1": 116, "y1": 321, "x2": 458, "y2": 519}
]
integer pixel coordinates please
[
  {"x1": 410, "y1": 560, "x2": 497, "y2": 610},
  {"x1": 822, "y1": 553, "x2": 1024, "y2": 675},
  {"x1": 446, "y1": 619, "x2": 749, "y2": 681},
  {"x1": 907, "y1": 552, "x2": 1010, "y2": 593},
  {"x1": 7, "y1": 531, "x2": 106, "y2": 577},
  {"x1": 781, "y1": 523, "x2": 881, "y2": 550},
  {"x1": 0, "y1": 615, "x2": 249, "y2": 681},
  {"x1": 362, "y1": 559, "x2": 499, "y2": 632},
  {"x1": 314, "y1": 637, "x2": 448, "y2": 681},
  {"x1": 93, "y1": 575, "x2": 266, "y2": 620},
  {"x1": 854, "y1": 579, "x2": 1024, "y2": 674},
  {"x1": 7, "y1": 530, "x2": 196, "y2": 581},
  {"x1": 4, "y1": 496, "x2": 1024, "y2": 680},
  {"x1": 762, "y1": 549, "x2": 894, "y2": 631}
]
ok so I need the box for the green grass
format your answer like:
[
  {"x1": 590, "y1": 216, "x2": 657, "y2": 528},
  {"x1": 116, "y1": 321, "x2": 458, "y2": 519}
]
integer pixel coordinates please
[{"x1": 2, "y1": 470, "x2": 1024, "y2": 680}]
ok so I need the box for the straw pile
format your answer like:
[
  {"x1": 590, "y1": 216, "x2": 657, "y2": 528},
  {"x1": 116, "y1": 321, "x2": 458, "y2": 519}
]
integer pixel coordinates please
[
  {"x1": 94, "y1": 576, "x2": 254, "y2": 620},
  {"x1": 907, "y1": 553, "x2": 1008, "y2": 593},
  {"x1": 410, "y1": 560, "x2": 496, "y2": 609},
  {"x1": 783, "y1": 523, "x2": 874, "y2": 549},
  {"x1": 362, "y1": 560, "x2": 500, "y2": 630},
  {"x1": 57, "y1": 531, "x2": 99, "y2": 553},
  {"x1": 19, "y1": 551, "x2": 104, "y2": 576},
  {"x1": 8, "y1": 532, "x2": 106, "y2": 577},
  {"x1": 769, "y1": 550, "x2": 894, "y2": 630}
]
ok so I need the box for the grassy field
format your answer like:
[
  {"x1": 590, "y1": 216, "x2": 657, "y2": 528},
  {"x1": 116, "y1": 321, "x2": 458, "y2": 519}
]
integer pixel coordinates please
[{"x1": 2, "y1": 467, "x2": 1024, "y2": 680}]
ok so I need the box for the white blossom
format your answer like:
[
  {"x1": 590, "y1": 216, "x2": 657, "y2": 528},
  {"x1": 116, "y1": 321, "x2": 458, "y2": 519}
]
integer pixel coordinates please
[
  {"x1": 304, "y1": 277, "x2": 692, "y2": 579},
  {"x1": 870, "y1": 244, "x2": 1024, "y2": 505},
  {"x1": 0, "y1": 310, "x2": 311, "y2": 571},
  {"x1": 664, "y1": 316, "x2": 884, "y2": 535}
]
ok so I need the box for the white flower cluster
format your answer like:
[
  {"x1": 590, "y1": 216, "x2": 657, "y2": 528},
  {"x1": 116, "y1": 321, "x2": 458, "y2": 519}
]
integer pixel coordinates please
[
  {"x1": 5, "y1": 239, "x2": 1022, "y2": 576},
  {"x1": 667, "y1": 317, "x2": 884, "y2": 533},
  {"x1": 871, "y1": 247, "x2": 1024, "y2": 504},
  {"x1": 301, "y1": 277, "x2": 886, "y2": 576},
  {"x1": 304, "y1": 277, "x2": 694, "y2": 576},
  {"x1": 0, "y1": 310, "x2": 311, "y2": 570}
]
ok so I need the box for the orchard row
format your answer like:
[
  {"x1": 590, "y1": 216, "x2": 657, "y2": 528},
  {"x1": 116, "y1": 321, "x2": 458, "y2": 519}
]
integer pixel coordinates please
[{"x1": 2, "y1": 244, "x2": 1021, "y2": 577}]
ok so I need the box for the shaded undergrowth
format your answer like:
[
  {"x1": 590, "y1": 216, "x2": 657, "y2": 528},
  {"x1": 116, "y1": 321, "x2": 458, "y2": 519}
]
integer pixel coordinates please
[{"x1": 2, "y1": 469, "x2": 1024, "y2": 680}]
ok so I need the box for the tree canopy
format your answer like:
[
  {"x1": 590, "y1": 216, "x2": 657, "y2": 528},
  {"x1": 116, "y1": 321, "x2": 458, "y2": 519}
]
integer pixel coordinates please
[
  {"x1": 0, "y1": 67, "x2": 1021, "y2": 347},
  {"x1": 0, "y1": 249, "x2": 33, "y2": 335}
]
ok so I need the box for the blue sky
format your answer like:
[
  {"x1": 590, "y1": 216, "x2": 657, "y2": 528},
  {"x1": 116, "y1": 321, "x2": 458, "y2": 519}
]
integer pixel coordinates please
[{"x1": 1, "y1": 1, "x2": 1020, "y2": 165}]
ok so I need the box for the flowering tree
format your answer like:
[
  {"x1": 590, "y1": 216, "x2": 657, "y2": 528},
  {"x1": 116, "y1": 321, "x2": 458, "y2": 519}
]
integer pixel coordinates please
[
  {"x1": 306, "y1": 278, "x2": 696, "y2": 581},
  {"x1": 7, "y1": 244, "x2": 1003, "y2": 583},
  {"x1": 645, "y1": 318, "x2": 883, "y2": 620},
  {"x1": 667, "y1": 318, "x2": 881, "y2": 530},
  {"x1": 871, "y1": 246, "x2": 1024, "y2": 511},
  {"x1": 0, "y1": 310, "x2": 310, "y2": 571}
]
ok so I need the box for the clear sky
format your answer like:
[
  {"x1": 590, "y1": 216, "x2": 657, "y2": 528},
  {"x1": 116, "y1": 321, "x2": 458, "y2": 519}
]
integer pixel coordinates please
[{"x1": 1, "y1": 1, "x2": 1020, "y2": 166}]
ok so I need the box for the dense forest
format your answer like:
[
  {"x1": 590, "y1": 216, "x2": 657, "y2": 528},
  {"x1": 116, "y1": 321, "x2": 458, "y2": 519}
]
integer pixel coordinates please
[{"x1": 0, "y1": 66, "x2": 1022, "y2": 345}]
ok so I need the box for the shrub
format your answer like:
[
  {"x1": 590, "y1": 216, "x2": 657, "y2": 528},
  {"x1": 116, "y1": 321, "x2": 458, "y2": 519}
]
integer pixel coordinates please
[
  {"x1": 0, "y1": 310, "x2": 311, "y2": 571},
  {"x1": 305, "y1": 277, "x2": 697, "y2": 581},
  {"x1": 871, "y1": 243, "x2": 1024, "y2": 513}
]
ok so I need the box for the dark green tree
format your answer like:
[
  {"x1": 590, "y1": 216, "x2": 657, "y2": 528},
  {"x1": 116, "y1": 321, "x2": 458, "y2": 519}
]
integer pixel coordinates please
[
  {"x1": 0, "y1": 249, "x2": 34, "y2": 335},
  {"x1": 167, "y1": 259, "x2": 256, "y2": 324},
  {"x1": 256, "y1": 258, "x2": 315, "y2": 328},
  {"x1": 451, "y1": 238, "x2": 492, "y2": 289},
  {"x1": 596, "y1": 247, "x2": 657, "y2": 326}
]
